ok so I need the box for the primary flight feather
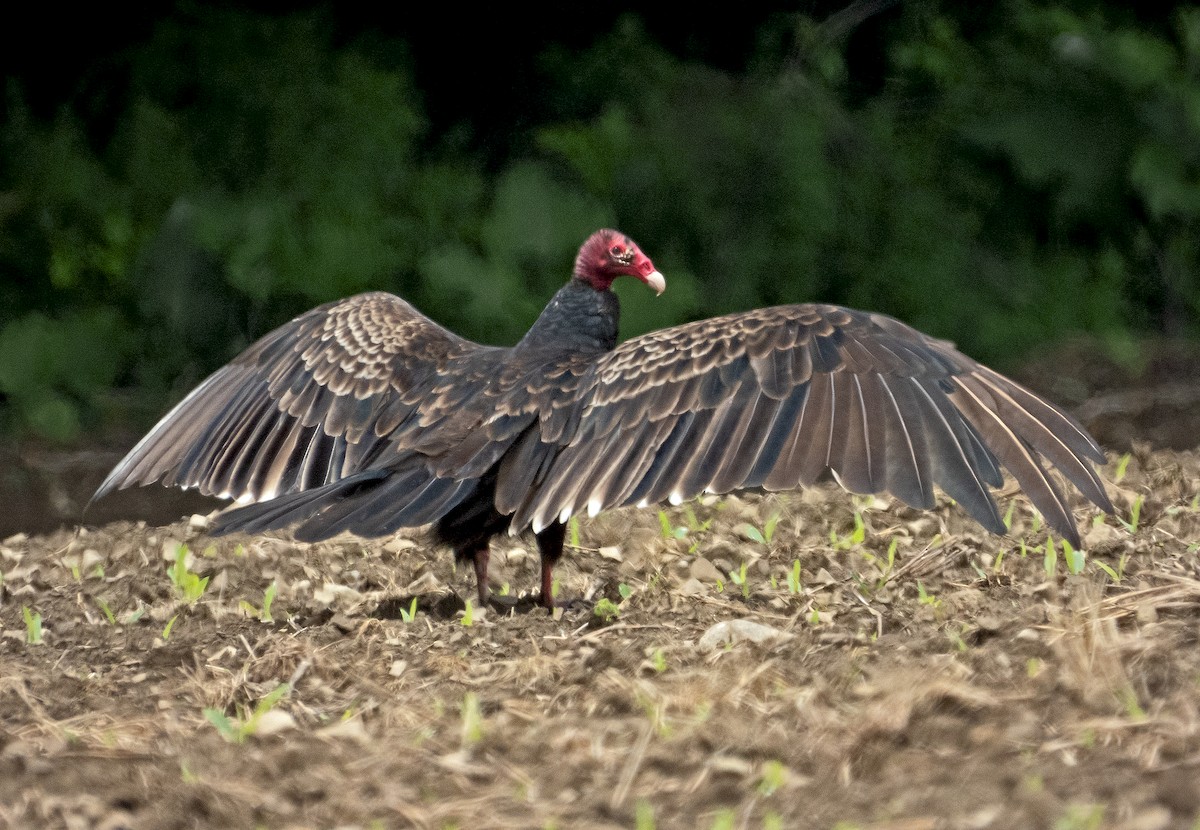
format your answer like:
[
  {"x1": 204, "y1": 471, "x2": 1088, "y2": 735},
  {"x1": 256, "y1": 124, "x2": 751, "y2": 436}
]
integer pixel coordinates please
[{"x1": 95, "y1": 229, "x2": 1113, "y2": 607}]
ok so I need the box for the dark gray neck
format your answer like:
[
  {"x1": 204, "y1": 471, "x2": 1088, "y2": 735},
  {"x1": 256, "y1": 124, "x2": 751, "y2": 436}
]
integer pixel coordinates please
[{"x1": 516, "y1": 280, "x2": 620, "y2": 354}]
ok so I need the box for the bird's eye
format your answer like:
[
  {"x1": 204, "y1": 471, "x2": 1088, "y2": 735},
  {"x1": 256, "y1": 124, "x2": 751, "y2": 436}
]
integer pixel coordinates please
[{"x1": 610, "y1": 245, "x2": 624, "y2": 256}]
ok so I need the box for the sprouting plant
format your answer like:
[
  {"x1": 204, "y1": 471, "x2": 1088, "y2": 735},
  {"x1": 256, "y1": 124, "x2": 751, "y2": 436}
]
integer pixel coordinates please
[
  {"x1": 742, "y1": 511, "x2": 781, "y2": 545},
  {"x1": 461, "y1": 599, "x2": 475, "y2": 626},
  {"x1": 710, "y1": 808, "x2": 735, "y2": 830},
  {"x1": 95, "y1": 597, "x2": 116, "y2": 625},
  {"x1": 593, "y1": 597, "x2": 621, "y2": 622},
  {"x1": 1002, "y1": 500, "x2": 1017, "y2": 531},
  {"x1": 993, "y1": 547, "x2": 1007, "y2": 573},
  {"x1": 1054, "y1": 802, "x2": 1105, "y2": 830},
  {"x1": 204, "y1": 683, "x2": 291, "y2": 744},
  {"x1": 658, "y1": 510, "x2": 687, "y2": 540},
  {"x1": 786, "y1": 560, "x2": 802, "y2": 594},
  {"x1": 162, "y1": 614, "x2": 179, "y2": 640},
  {"x1": 568, "y1": 516, "x2": 581, "y2": 548},
  {"x1": 1043, "y1": 537, "x2": 1058, "y2": 577},
  {"x1": 167, "y1": 544, "x2": 209, "y2": 604},
  {"x1": 1062, "y1": 540, "x2": 1085, "y2": 575},
  {"x1": 758, "y1": 760, "x2": 786, "y2": 796},
  {"x1": 635, "y1": 800, "x2": 656, "y2": 830},
  {"x1": 460, "y1": 692, "x2": 484, "y2": 747},
  {"x1": 22, "y1": 606, "x2": 42, "y2": 644},
  {"x1": 618, "y1": 583, "x2": 632, "y2": 601},
  {"x1": 398, "y1": 597, "x2": 419, "y2": 623},
  {"x1": 1113, "y1": 452, "x2": 1132, "y2": 483},
  {"x1": 728, "y1": 561, "x2": 751, "y2": 598},
  {"x1": 1094, "y1": 551, "x2": 1130, "y2": 584},
  {"x1": 830, "y1": 511, "x2": 865, "y2": 550},
  {"x1": 650, "y1": 648, "x2": 667, "y2": 673},
  {"x1": 1118, "y1": 495, "x2": 1144, "y2": 534},
  {"x1": 917, "y1": 581, "x2": 941, "y2": 608},
  {"x1": 859, "y1": 538, "x2": 899, "y2": 588},
  {"x1": 240, "y1": 582, "x2": 278, "y2": 622}
]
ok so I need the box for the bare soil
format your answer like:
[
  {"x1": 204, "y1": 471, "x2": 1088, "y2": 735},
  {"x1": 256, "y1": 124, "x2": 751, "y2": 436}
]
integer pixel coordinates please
[{"x1": 1, "y1": 444, "x2": 1199, "y2": 830}]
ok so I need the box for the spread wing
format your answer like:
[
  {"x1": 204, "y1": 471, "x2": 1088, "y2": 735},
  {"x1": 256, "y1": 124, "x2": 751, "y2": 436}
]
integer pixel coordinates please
[
  {"x1": 93, "y1": 292, "x2": 490, "y2": 505},
  {"x1": 508, "y1": 304, "x2": 1113, "y2": 547}
]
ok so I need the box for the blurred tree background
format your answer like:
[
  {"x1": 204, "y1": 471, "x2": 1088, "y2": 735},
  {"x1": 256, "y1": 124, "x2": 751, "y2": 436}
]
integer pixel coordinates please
[{"x1": 1, "y1": 1, "x2": 1198, "y2": 444}]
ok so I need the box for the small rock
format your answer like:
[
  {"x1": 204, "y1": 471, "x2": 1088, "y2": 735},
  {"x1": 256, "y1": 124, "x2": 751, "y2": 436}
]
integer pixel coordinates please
[
  {"x1": 690, "y1": 557, "x2": 725, "y2": 584},
  {"x1": 975, "y1": 615, "x2": 1003, "y2": 633},
  {"x1": 188, "y1": 513, "x2": 211, "y2": 532},
  {"x1": 318, "y1": 718, "x2": 370, "y2": 745},
  {"x1": 677, "y1": 577, "x2": 709, "y2": 596},
  {"x1": 389, "y1": 659, "x2": 408, "y2": 677},
  {"x1": 254, "y1": 709, "x2": 297, "y2": 736},
  {"x1": 698, "y1": 619, "x2": 794, "y2": 651},
  {"x1": 811, "y1": 568, "x2": 836, "y2": 586},
  {"x1": 598, "y1": 545, "x2": 622, "y2": 562}
]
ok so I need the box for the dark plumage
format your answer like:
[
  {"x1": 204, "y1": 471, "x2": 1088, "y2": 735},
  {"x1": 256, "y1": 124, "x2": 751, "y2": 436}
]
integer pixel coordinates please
[{"x1": 94, "y1": 229, "x2": 1114, "y2": 608}]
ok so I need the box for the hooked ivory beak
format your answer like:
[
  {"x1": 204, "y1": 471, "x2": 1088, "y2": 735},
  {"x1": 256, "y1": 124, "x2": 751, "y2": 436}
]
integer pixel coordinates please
[{"x1": 644, "y1": 270, "x2": 666, "y2": 296}]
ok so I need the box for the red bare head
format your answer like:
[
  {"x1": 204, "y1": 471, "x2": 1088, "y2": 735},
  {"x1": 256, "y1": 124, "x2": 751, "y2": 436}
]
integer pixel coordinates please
[{"x1": 573, "y1": 229, "x2": 665, "y2": 295}]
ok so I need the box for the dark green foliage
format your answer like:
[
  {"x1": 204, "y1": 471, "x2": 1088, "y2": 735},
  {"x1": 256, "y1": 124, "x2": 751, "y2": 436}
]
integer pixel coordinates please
[{"x1": 1, "y1": 3, "x2": 1196, "y2": 441}]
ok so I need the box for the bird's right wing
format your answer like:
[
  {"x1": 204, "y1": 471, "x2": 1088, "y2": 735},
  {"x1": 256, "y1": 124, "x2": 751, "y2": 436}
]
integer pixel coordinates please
[
  {"x1": 509, "y1": 304, "x2": 1112, "y2": 547},
  {"x1": 94, "y1": 292, "x2": 487, "y2": 505}
]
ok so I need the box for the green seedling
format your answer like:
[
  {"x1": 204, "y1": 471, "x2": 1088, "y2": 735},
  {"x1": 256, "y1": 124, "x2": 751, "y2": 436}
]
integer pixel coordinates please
[
  {"x1": 1043, "y1": 536, "x2": 1058, "y2": 577},
  {"x1": 22, "y1": 606, "x2": 42, "y2": 644},
  {"x1": 710, "y1": 808, "x2": 735, "y2": 830},
  {"x1": 658, "y1": 510, "x2": 686, "y2": 539},
  {"x1": 635, "y1": 800, "x2": 656, "y2": 830},
  {"x1": 786, "y1": 560, "x2": 802, "y2": 594},
  {"x1": 1002, "y1": 500, "x2": 1016, "y2": 531},
  {"x1": 650, "y1": 648, "x2": 667, "y2": 673},
  {"x1": 742, "y1": 511, "x2": 781, "y2": 545},
  {"x1": 240, "y1": 581, "x2": 278, "y2": 622},
  {"x1": 95, "y1": 597, "x2": 116, "y2": 625},
  {"x1": 1063, "y1": 540, "x2": 1085, "y2": 575},
  {"x1": 728, "y1": 561, "x2": 750, "y2": 598},
  {"x1": 460, "y1": 692, "x2": 484, "y2": 746},
  {"x1": 162, "y1": 614, "x2": 179, "y2": 640},
  {"x1": 593, "y1": 597, "x2": 621, "y2": 622},
  {"x1": 618, "y1": 583, "x2": 632, "y2": 600},
  {"x1": 993, "y1": 546, "x2": 1007, "y2": 573},
  {"x1": 568, "y1": 516, "x2": 581, "y2": 548},
  {"x1": 917, "y1": 581, "x2": 941, "y2": 608},
  {"x1": 1113, "y1": 452, "x2": 1132, "y2": 483},
  {"x1": 398, "y1": 597, "x2": 419, "y2": 622},
  {"x1": 758, "y1": 760, "x2": 786, "y2": 796},
  {"x1": 167, "y1": 544, "x2": 209, "y2": 604},
  {"x1": 204, "y1": 683, "x2": 290, "y2": 744},
  {"x1": 830, "y1": 511, "x2": 865, "y2": 550},
  {"x1": 1118, "y1": 495, "x2": 1144, "y2": 534},
  {"x1": 1055, "y1": 802, "x2": 1105, "y2": 830},
  {"x1": 461, "y1": 599, "x2": 475, "y2": 626}
]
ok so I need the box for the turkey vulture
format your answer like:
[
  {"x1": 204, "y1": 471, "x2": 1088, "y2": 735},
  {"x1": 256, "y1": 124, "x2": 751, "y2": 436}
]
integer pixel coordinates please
[{"x1": 94, "y1": 229, "x2": 1113, "y2": 608}]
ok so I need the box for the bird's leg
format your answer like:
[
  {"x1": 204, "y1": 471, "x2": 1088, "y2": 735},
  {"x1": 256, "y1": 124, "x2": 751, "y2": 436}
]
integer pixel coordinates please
[
  {"x1": 534, "y1": 522, "x2": 567, "y2": 609},
  {"x1": 458, "y1": 544, "x2": 490, "y2": 607}
]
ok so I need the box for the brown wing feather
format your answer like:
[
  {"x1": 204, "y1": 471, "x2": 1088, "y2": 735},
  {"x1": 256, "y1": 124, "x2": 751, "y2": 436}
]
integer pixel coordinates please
[
  {"x1": 94, "y1": 292, "x2": 484, "y2": 504},
  {"x1": 512, "y1": 304, "x2": 1112, "y2": 547}
]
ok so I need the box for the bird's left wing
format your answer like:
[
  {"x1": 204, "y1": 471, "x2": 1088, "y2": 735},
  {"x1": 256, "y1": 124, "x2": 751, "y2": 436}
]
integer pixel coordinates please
[
  {"x1": 93, "y1": 292, "x2": 487, "y2": 506},
  {"x1": 508, "y1": 304, "x2": 1113, "y2": 547}
]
